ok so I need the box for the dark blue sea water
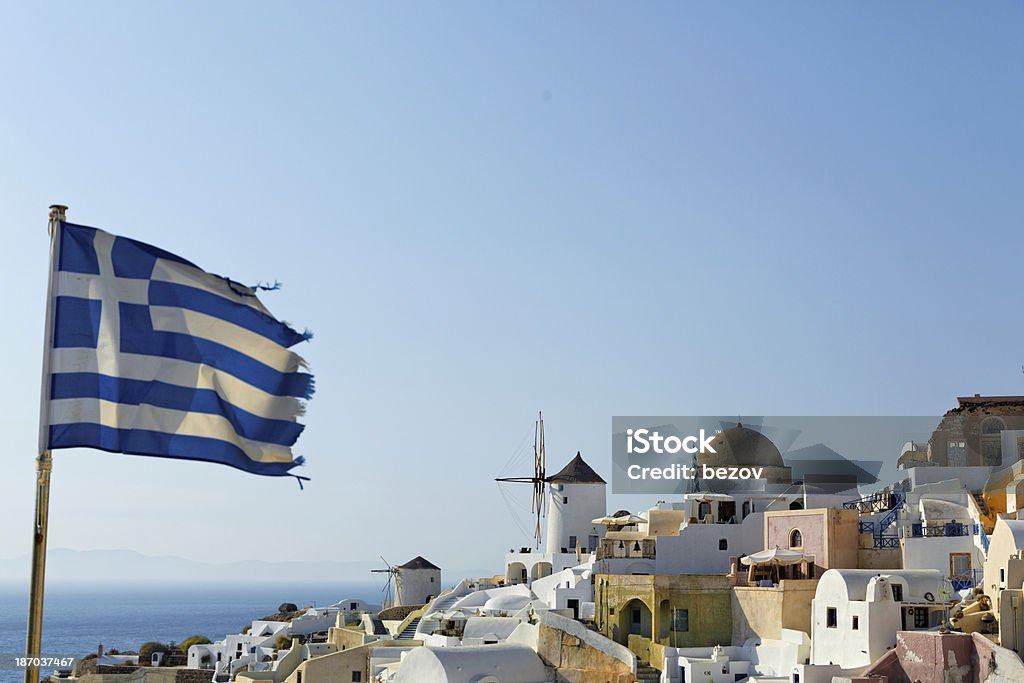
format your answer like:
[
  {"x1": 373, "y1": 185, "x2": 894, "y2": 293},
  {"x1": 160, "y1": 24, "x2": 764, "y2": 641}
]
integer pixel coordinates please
[{"x1": 0, "y1": 582, "x2": 378, "y2": 683}]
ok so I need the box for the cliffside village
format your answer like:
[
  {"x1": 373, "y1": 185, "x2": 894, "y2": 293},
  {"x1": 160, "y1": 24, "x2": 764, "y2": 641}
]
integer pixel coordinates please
[{"x1": 56, "y1": 396, "x2": 1024, "y2": 683}]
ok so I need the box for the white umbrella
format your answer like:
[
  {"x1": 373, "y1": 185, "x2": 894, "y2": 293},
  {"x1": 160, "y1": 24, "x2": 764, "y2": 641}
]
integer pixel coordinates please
[
  {"x1": 740, "y1": 546, "x2": 807, "y2": 566},
  {"x1": 611, "y1": 514, "x2": 646, "y2": 525},
  {"x1": 683, "y1": 492, "x2": 735, "y2": 501}
]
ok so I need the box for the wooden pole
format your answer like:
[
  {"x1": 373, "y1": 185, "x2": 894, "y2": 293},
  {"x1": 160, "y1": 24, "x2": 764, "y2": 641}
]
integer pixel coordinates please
[{"x1": 25, "y1": 204, "x2": 65, "y2": 683}]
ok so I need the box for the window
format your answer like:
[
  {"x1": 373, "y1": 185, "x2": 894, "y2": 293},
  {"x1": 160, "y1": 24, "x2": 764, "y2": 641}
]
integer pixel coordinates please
[
  {"x1": 350, "y1": 602, "x2": 358, "y2": 610},
  {"x1": 351, "y1": 673, "x2": 362, "y2": 682},
  {"x1": 719, "y1": 539, "x2": 728, "y2": 551},
  {"x1": 950, "y1": 552, "x2": 971, "y2": 579},
  {"x1": 569, "y1": 535, "x2": 577, "y2": 550},
  {"x1": 790, "y1": 529, "x2": 802, "y2": 548},
  {"x1": 588, "y1": 535, "x2": 599, "y2": 552},
  {"x1": 672, "y1": 608, "x2": 689, "y2": 632},
  {"x1": 982, "y1": 417, "x2": 1005, "y2": 434},
  {"x1": 430, "y1": 577, "x2": 435, "y2": 582},
  {"x1": 891, "y1": 583, "x2": 904, "y2": 602},
  {"x1": 563, "y1": 496, "x2": 568, "y2": 504},
  {"x1": 826, "y1": 607, "x2": 837, "y2": 628},
  {"x1": 851, "y1": 615, "x2": 859, "y2": 630},
  {"x1": 947, "y1": 440, "x2": 967, "y2": 467},
  {"x1": 914, "y1": 608, "x2": 928, "y2": 628}
]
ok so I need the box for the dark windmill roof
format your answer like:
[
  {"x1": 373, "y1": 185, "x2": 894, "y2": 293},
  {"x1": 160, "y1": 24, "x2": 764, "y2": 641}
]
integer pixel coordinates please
[
  {"x1": 398, "y1": 556, "x2": 440, "y2": 570},
  {"x1": 547, "y1": 452, "x2": 606, "y2": 485}
]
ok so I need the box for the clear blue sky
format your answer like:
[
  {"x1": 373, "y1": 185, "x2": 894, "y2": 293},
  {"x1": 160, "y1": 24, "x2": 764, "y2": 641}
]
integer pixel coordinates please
[{"x1": 1, "y1": 2, "x2": 1022, "y2": 576}]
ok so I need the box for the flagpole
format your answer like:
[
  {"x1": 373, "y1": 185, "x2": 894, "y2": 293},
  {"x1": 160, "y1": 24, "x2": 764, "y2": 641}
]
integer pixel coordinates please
[{"x1": 25, "y1": 204, "x2": 65, "y2": 683}]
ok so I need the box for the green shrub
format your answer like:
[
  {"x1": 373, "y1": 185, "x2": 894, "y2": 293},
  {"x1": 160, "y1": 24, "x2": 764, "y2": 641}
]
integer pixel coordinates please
[
  {"x1": 180, "y1": 636, "x2": 211, "y2": 652},
  {"x1": 138, "y1": 642, "x2": 170, "y2": 664}
]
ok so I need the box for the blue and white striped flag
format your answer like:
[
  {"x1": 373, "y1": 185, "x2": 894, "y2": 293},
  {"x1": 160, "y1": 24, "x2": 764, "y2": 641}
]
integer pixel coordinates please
[{"x1": 40, "y1": 221, "x2": 313, "y2": 479}]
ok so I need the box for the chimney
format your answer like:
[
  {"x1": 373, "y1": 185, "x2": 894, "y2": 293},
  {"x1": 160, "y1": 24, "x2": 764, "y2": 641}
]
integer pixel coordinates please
[{"x1": 97, "y1": 644, "x2": 104, "y2": 658}]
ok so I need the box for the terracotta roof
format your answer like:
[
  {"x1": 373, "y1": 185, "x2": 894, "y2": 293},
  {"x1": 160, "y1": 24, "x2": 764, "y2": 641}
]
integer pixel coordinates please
[
  {"x1": 399, "y1": 555, "x2": 440, "y2": 570},
  {"x1": 547, "y1": 452, "x2": 606, "y2": 484}
]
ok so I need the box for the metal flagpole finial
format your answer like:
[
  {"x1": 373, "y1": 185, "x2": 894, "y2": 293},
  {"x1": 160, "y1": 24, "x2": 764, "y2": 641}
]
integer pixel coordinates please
[{"x1": 48, "y1": 205, "x2": 67, "y2": 236}]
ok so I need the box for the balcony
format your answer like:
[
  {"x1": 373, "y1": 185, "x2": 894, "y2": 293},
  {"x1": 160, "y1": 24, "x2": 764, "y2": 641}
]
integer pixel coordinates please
[
  {"x1": 595, "y1": 537, "x2": 656, "y2": 560},
  {"x1": 910, "y1": 523, "x2": 976, "y2": 538}
]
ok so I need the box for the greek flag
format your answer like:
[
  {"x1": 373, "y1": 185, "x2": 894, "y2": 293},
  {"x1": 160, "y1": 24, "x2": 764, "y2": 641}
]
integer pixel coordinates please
[{"x1": 40, "y1": 221, "x2": 313, "y2": 479}]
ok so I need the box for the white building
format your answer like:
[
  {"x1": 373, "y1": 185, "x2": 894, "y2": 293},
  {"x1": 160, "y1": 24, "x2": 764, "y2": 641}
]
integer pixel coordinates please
[
  {"x1": 659, "y1": 631, "x2": 810, "y2": 683},
  {"x1": 898, "y1": 486, "x2": 986, "y2": 592},
  {"x1": 188, "y1": 603, "x2": 354, "y2": 677},
  {"x1": 529, "y1": 562, "x2": 595, "y2": 620},
  {"x1": 329, "y1": 598, "x2": 381, "y2": 626},
  {"x1": 505, "y1": 452, "x2": 607, "y2": 586},
  {"x1": 188, "y1": 624, "x2": 287, "y2": 677},
  {"x1": 393, "y1": 644, "x2": 548, "y2": 683},
  {"x1": 395, "y1": 556, "x2": 442, "y2": 606},
  {"x1": 594, "y1": 486, "x2": 857, "y2": 578},
  {"x1": 809, "y1": 568, "x2": 946, "y2": 670},
  {"x1": 983, "y1": 517, "x2": 1024, "y2": 653}
]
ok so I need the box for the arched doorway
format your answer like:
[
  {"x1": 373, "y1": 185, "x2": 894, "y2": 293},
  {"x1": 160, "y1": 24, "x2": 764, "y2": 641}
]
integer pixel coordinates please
[
  {"x1": 617, "y1": 598, "x2": 652, "y2": 643},
  {"x1": 506, "y1": 562, "x2": 527, "y2": 585},
  {"x1": 530, "y1": 561, "x2": 553, "y2": 581}
]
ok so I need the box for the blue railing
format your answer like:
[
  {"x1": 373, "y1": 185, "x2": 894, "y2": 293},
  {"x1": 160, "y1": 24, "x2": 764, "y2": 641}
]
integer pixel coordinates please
[
  {"x1": 848, "y1": 492, "x2": 905, "y2": 549},
  {"x1": 950, "y1": 569, "x2": 984, "y2": 591},
  {"x1": 979, "y1": 525, "x2": 990, "y2": 554},
  {"x1": 910, "y1": 523, "x2": 973, "y2": 538}
]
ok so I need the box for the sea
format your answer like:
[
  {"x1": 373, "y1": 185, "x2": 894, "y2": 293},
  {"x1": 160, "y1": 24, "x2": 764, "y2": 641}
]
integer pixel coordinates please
[{"x1": 0, "y1": 581, "x2": 379, "y2": 683}]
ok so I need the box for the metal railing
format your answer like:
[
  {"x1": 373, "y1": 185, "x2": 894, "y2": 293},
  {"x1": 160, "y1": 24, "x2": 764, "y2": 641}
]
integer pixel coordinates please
[
  {"x1": 910, "y1": 523, "x2": 974, "y2": 538},
  {"x1": 843, "y1": 491, "x2": 902, "y2": 514}
]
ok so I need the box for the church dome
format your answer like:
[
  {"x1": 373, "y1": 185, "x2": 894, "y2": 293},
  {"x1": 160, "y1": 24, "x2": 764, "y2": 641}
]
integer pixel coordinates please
[{"x1": 698, "y1": 424, "x2": 785, "y2": 469}]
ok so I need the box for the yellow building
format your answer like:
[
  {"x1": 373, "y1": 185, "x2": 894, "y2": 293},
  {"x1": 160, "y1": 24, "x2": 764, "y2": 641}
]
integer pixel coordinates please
[{"x1": 594, "y1": 573, "x2": 733, "y2": 664}]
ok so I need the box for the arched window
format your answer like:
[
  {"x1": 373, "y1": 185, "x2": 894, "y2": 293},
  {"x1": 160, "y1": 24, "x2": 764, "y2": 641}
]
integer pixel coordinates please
[
  {"x1": 790, "y1": 529, "x2": 802, "y2": 548},
  {"x1": 789, "y1": 500, "x2": 803, "y2": 510},
  {"x1": 982, "y1": 417, "x2": 1005, "y2": 434}
]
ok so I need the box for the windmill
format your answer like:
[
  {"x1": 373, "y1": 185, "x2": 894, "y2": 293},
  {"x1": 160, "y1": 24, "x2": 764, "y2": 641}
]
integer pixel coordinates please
[
  {"x1": 495, "y1": 412, "x2": 547, "y2": 548},
  {"x1": 371, "y1": 556, "x2": 400, "y2": 609}
]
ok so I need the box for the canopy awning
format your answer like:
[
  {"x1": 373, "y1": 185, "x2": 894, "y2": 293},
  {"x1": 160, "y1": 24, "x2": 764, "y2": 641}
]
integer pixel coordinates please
[
  {"x1": 740, "y1": 546, "x2": 808, "y2": 566},
  {"x1": 682, "y1": 493, "x2": 735, "y2": 501},
  {"x1": 592, "y1": 513, "x2": 646, "y2": 525}
]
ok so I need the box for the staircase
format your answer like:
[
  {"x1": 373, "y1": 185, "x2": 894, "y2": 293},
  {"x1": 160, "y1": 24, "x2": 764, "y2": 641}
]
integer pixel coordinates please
[
  {"x1": 396, "y1": 616, "x2": 421, "y2": 640},
  {"x1": 849, "y1": 491, "x2": 904, "y2": 548},
  {"x1": 973, "y1": 492, "x2": 989, "y2": 516},
  {"x1": 635, "y1": 664, "x2": 661, "y2": 682}
]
